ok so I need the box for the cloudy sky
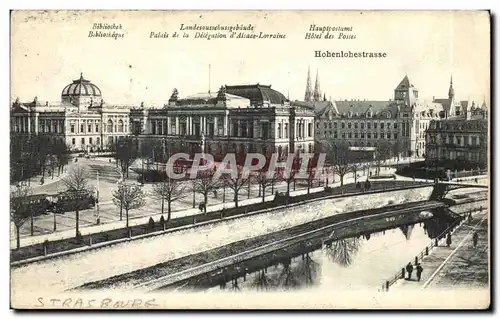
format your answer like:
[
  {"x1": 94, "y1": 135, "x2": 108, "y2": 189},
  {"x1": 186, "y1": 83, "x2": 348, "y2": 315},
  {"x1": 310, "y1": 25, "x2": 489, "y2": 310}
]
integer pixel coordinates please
[{"x1": 11, "y1": 10, "x2": 490, "y2": 106}]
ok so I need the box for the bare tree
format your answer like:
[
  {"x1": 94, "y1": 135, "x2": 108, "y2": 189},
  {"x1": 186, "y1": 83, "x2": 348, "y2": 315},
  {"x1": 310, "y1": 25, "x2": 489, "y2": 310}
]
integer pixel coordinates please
[
  {"x1": 10, "y1": 184, "x2": 33, "y2": 249},
  {"x1": 112, "y1": 182, "x2": 146, "y2": 229},
  {"x1": 349, "y1": 159, "x2": 364, "y2": 183},
  {"x1": 374, "y1": 140, "x2": 392, "y2": 175},
  {"x1": 192, "y1": 170, "x2": 221, "y2": 214},
  {"x1": 114, "y1": 137, "x2": 138, "y2": 178},
  {"x1": 61, "y1": 165, "x2": 93, "y2": 239},
  {"x1": 151, "y1": 177, "x2": 185, "y2": 223},
  {"x1": 324, "y1": 238, "x2": 361, "y2": 267},
  {"x1": 325, "y1": 140, "x2": 352, "y2": 188},
  {"x1": 222, "y1": 168, "x2": 249, "y2": 208},
  {"x1": 255, "y1": 169, "x2": 276, "y2": 203}
]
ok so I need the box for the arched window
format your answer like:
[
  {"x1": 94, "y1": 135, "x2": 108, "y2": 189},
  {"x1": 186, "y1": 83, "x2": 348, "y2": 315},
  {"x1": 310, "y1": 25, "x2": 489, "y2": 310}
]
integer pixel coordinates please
[
  {"x1": 107, "y1": 119, "x2": 113, "y2": 133},
  {"x1": 118, "y1": 120, "x2": 124, "y2": 133}
]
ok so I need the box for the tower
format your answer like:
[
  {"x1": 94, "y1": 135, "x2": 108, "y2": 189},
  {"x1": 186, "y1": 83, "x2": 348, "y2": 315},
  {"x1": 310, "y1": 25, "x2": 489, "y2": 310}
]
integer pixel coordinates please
[
  {"x1": 313, "y1": 69, "x2": 321, "y2": 102},
  {"x1": 394, "y1": 74, "x2": 418, "y2": 107},
  {"x1": 304, "y1": 66, "x2": 313, "y2": 102},
  {"x1": 448, "y1": 75, "x2": 455, "y2": 100}
]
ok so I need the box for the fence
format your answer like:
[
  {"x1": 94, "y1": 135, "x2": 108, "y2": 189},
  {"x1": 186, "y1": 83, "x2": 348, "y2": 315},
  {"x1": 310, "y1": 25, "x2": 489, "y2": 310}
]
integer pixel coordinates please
[{"x1": 381, "y1": 206, "x2": 485, "y2": 291}]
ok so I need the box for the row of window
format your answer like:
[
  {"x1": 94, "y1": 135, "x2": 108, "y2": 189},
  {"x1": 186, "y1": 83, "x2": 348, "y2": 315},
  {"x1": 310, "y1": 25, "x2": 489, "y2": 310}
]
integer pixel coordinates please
[
  {"x1": 71, "y1": 137, "x2": 100, "y2": 146},
  {"x1": 69, "y1": 120, "x2": 126, "y2": 134},
  {"x1": 330, "y1": 132, "x2": 399, "y2": 139},
  {"x1": 319, "y1": 121, "x2": 398, "y2": 130},
  {"x1": 428, "y1": 135, "x2": 482, "y2": 146}
]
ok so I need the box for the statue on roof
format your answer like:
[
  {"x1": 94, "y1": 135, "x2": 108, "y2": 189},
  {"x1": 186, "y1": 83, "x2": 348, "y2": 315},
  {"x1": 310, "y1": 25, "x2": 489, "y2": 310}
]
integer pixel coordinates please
[
  {"x1": 217, "y1": 86, "x2": 227, "y2": 101},
  {"x1": 33, "y1": 96, "x2": 38, "y2": 105},
  {"x1": 141, "y1": 101, "x2": 144, "y2": 108},
  {"x1": 169, "y1": 88, "x2": 179, "y2": 102}
]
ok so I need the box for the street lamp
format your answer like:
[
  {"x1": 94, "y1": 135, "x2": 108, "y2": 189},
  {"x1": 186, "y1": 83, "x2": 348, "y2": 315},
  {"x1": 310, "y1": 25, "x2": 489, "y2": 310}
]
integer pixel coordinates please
[{"x1": 95, "y1": 170, "x2": 100, "y2": 225}]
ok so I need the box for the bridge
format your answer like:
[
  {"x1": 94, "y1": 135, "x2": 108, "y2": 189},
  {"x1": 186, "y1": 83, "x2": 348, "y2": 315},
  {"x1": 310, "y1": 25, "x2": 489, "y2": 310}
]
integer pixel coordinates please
[{"x1": 430, "y1": 180, "x2": 488, "y2": 201}]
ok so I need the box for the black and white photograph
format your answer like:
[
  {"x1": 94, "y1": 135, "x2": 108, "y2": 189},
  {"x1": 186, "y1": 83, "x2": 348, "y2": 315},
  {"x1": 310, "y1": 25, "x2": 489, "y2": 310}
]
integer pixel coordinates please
[{"x1": 8, "y1": 10, "x2": 491, "y2": 309}]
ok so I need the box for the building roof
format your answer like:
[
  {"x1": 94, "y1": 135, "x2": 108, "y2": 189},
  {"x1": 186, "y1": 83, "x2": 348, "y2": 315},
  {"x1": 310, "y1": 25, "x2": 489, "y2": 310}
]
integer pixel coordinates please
[
  {"x1": 225, "y1": 84, "x2": 288, "y2": 106},
  {"x1": 61, "y1": 73, "x2": 102, "y2": 97},
  {"x1": 395, "y1": 75, "x2": 416, "y2": 91}
]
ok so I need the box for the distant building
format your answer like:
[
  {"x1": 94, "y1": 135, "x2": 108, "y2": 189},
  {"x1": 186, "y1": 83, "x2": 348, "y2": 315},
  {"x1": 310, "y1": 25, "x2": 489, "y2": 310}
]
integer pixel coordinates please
[
  {"x1": 299, "y1": 73, "x2": 460, "y2": 157},
  {"x1": 129, "y1": 84, "x2": 315, "y2": 159},
  {"x1": 425, "y1": 102, "x2": 488, "y2": 169},
  {"x1": 10, "y1": 73, "x2": 130, "y2": 151}
]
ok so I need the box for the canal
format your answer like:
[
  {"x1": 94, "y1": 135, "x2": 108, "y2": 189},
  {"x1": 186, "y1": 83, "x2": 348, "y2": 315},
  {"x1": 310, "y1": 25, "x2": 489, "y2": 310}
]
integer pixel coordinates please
[{"x1": 164, "y1": 211, "x2": 454, "y2": 292}]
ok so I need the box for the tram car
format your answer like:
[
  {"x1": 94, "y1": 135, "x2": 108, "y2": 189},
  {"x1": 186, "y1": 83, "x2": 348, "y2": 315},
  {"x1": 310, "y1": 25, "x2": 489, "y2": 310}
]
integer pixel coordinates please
[
  {"x1": 49, "y1": 190, "x2": 97, "y2": 213},
  {"x1": 12, "y1": 194, "x2": 54, "y2": 217}
]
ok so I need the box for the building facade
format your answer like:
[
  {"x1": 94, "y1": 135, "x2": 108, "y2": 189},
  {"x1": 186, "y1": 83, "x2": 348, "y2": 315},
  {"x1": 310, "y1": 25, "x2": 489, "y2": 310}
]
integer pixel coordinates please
[
  {"x1": 130, "y1": 84, "x2": 315, "y2": 159},
  {"x1": 10, "y1": 74, "x2": 131, "y2": 152},
  {"x1": 425, "y1": 103, "x2": 488, "y2": 168},
  {"x1": 308, "y1": 74, "x2": 474, "y2": 158}
]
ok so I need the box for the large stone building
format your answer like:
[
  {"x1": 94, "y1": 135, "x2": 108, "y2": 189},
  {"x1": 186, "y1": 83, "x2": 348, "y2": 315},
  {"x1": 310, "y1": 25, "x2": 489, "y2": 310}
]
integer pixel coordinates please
[
  {"x1": 130, "y1": 84, "x2": 315, "y2": 159},
  {"x1": 10, "y1": 74, "x2": 131, "y2": 152},
  {"x1": 307, "y1": 73, "x2": 475, "y2": 158},
  {"x1": 425, "y1": 101, "x2": 488, "y2": 168}
]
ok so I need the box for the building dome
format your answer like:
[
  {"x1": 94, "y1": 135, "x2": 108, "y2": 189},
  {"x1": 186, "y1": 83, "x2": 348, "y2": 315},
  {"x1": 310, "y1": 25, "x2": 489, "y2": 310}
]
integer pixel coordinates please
[{"x1": 61, "y1": 73, "x2": 102, "y2": 97}]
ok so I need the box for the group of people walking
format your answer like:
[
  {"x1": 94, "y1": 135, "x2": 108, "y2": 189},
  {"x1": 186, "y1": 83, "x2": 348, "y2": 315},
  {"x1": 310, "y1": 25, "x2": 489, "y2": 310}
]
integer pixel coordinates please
[{"x1": 406, "y1": 262, "x2": 424, "y2": 282}]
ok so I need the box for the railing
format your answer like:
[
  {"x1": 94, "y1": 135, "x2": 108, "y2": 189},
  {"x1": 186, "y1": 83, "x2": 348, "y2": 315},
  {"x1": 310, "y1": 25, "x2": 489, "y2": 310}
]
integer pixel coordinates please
[{"x1": 381, "y1": 206, "x2": 485, "y2": 291}]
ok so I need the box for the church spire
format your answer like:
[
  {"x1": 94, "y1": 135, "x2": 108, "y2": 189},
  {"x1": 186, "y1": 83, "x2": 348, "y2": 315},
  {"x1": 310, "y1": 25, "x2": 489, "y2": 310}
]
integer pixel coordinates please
[
  {"x1": 313, "y1": 69, "x2": 321, "y2": 102},
  {"x1": 448, "y1": 74, "x2": 455, "y2": 100},
  {"x1": 304, "y1": 66, "x2": 312, "y2": 102}
]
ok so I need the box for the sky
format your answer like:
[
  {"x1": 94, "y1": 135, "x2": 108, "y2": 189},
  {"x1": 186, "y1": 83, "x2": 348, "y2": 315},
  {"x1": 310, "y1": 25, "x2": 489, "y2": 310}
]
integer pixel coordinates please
[{"x1": 10, "y1": 10, "x2": 490, "y2": 106}]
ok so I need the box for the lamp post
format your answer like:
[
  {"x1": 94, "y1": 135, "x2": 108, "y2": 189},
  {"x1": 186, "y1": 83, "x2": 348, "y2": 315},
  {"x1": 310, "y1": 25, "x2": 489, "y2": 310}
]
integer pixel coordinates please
[{"x1": 95, "y1": 170, "x2": 100, "y2": 225}]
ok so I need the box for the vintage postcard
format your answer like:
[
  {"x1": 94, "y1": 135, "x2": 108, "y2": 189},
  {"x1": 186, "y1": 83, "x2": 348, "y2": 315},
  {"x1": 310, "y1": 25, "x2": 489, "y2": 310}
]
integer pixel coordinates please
[{"x1": 9, "y1": 10, "x2": 490, "y2": 309}]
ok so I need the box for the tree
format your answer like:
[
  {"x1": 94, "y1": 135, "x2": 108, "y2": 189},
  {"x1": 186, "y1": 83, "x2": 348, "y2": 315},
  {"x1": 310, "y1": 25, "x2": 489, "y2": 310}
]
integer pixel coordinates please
[
  {"x1": 392, "y1": 139, "x2": 404, "y2": 164},
  {"x1": 114, "y1": 137, "x2": 138, "y2": 178},
  {"x1": 374, "y1": 140, "x2": 392, "y2": 175},
  {"x1": 255, "y1": 169, "x2": 276, "y2": 203},
  {"x1": 222, "y1": 168, "x2": 249, "y2": 208},
  {"x1": 151, "y1": 177, "x2": 185, "y2": 223},
  {"x1": 10, "y1": 184, "x2": 33, "y2": 249},
  {"x1": 61, "y1": 165, "x2": 93, "y2": 239},
  {"x1": 191, "y1": 170, "x2": 221, "y2": 214},
  {"x1": 349, "y1": 160, "x2": 364, "y2": 183},
  {"x1": 325, "y1": 140, "x2": 351, "y2": 188},
  {"x1": 112, "y1": 182, "x2": 146, "y2": 229}
]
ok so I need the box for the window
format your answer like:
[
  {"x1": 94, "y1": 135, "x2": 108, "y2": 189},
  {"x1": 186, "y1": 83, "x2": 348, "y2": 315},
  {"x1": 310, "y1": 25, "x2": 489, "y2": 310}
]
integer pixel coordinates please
[
  {"x1": 284, "y1": 123, "x2": 289, "y2": 138},
  {"x1": 278, "y1": 123, "x2": 283, "y2": 139},
  {"x1": 89, "y1": 137, "x2": 93, "y2": 144},
  {"x1": 367, "y1": 133, "x2": 371, "y2": 139},
  {"x1": 394, "y1": 133, "x2": 398, "y2": 139},
  {"x1": 348, "y1": 122, "x2": 352, "y2": 129},
  {"x1": 348, "y1": 132, "x2": 352, "y2": 138},
  {"x1": 374, "y1": 132, "x2": 378, "y2": 139},
  {"x1": 88, "y1": 124, "x2": 92, "y2": 133},
  {"x1": 381, "y1": 123, "x2": 385, "y2": 129},
  {"x1": 341, "y1": 122, "x2": 345, "y2": 129},
  {"x1": 354, "y1": 123, "x2": 358, "y2": 129},
  {"x1": 96, "y1": 137, "x2": 100, "y2": 145},
  {"x1": 107, "y1": 120, "x2": 113, "y2": 133},
  {"x1": 341, "y1": 133, "x2": 345, "y2": 139},
  {"x1": 334, "y1": 122, "x2": 337, "y2": 129},
  {"x1": 80, "y1": 124, "x2": 84, "y2": 133},
  {"x1": 367, "y1": 123, "x2": 371, "y2": 129},
  {"x1": 394, "y1": 123, "x2": 398, "y2": 129},
  {"x1": 308, "y1": 123, "x2": 312, "y2": 137},
  {"x1": 81, "y1": 138, "x2": 85, "y2": 145},
  {"x1": 96, "y1": 124, "x2": 99, "y2": 132},
  {"x1": 374, "y1": 123, "x2": 378, "y2": 129},
  {"x1": 354, "y1": 133, "x2": 358, "y2": 138},
  {"x1": 387, "y1": 133, "x2": 391, "y2": 139},
  {"x1": 361, "y1": 133, "x2": 365, "y2": 138},
  {"x1": 334, "y1": 131, "x2": 338, "y2": 138},
  {"x1": 118, "y1": 120, "x2": 124, "y2": 133},
  {"x1": 472, "y1": 136, "x2": 478, "y2": 146},
  {"x1": 361, "y1": 123, "x2": 365, "y2": 129},
  {"x1": 70, "y1": 124, "x2": 75, "y2": 133},
  {"x1": 324, "y1": 123, "x2": 327, "y2": 128},
  {"x1": 456, "y1": 136, "x2": 462, "y2": 146},
  {"x1": 72, "y1": 138, "x2": 75, "y2": 145}
]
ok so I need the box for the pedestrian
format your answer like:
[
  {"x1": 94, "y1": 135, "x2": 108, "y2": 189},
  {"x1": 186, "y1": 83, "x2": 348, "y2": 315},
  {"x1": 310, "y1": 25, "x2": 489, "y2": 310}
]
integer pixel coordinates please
[
  {"x1": 356, "y1": 181, "x2": 361, "y2": 189},
  {"x1": 468, "y1": 212, "x2": 473, "y2": 224},
  {"x1": 416, "y1": 263, "x2": 423, "y2": 282},
  {"x1": 406, "y1": 262, "x2": 414, "y2": 280},
  {"x1": 446, "y1": 233, "x2": 452, "y2": 247},
  {"x1": 473, "y1": 232, "x2": 479, "y2": 249},
  {"x1": 213, "y1": 190, "x2": 218, "y2": 198}
]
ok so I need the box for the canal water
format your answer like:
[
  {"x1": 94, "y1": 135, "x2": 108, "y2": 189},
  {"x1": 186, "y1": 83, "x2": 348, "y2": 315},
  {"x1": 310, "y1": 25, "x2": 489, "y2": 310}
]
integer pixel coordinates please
[{"x1": 204, "y1": 215, "x2": 451, "y2": 292}]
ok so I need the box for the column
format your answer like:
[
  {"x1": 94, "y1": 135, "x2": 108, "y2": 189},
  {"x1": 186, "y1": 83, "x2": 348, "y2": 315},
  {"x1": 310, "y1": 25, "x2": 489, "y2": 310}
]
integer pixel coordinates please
[
  {"x1": 214, "y1": 116, "x2": 218, "y2": 136},
  {"x1": 167, "y1": 117, "x2": 171, "y2": 135},
  {"x1": 224, "y1": 114, "x2": 229, "y2": 136},
  {"x1": 237, "y1": 120, "x2": 241, "y2": 137},
  {"x1": 175, "y1": 117, "x2": 179, "y2": 135},
  {"x1": 27, "y1": 115, "x2": 31, "y2": 133}
]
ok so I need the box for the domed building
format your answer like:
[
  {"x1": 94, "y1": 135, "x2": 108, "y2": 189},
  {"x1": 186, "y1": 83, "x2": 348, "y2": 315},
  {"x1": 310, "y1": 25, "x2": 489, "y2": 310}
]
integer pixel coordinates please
[
  {"x1": 61, "y1": 73, "x2": 103, "y2": 109},
  {"x1": 11, "y1": 73, "x2": 131, "y2": 152}
]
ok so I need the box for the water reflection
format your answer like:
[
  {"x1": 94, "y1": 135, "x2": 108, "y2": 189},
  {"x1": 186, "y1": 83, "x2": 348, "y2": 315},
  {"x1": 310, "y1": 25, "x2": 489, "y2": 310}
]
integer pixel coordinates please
[
  {"x1": 324, "y1": 238, "x2": 361, "y2": 267},
  {"x1": 201, "y1": 215, "x2": 459, "y2": 292}
]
